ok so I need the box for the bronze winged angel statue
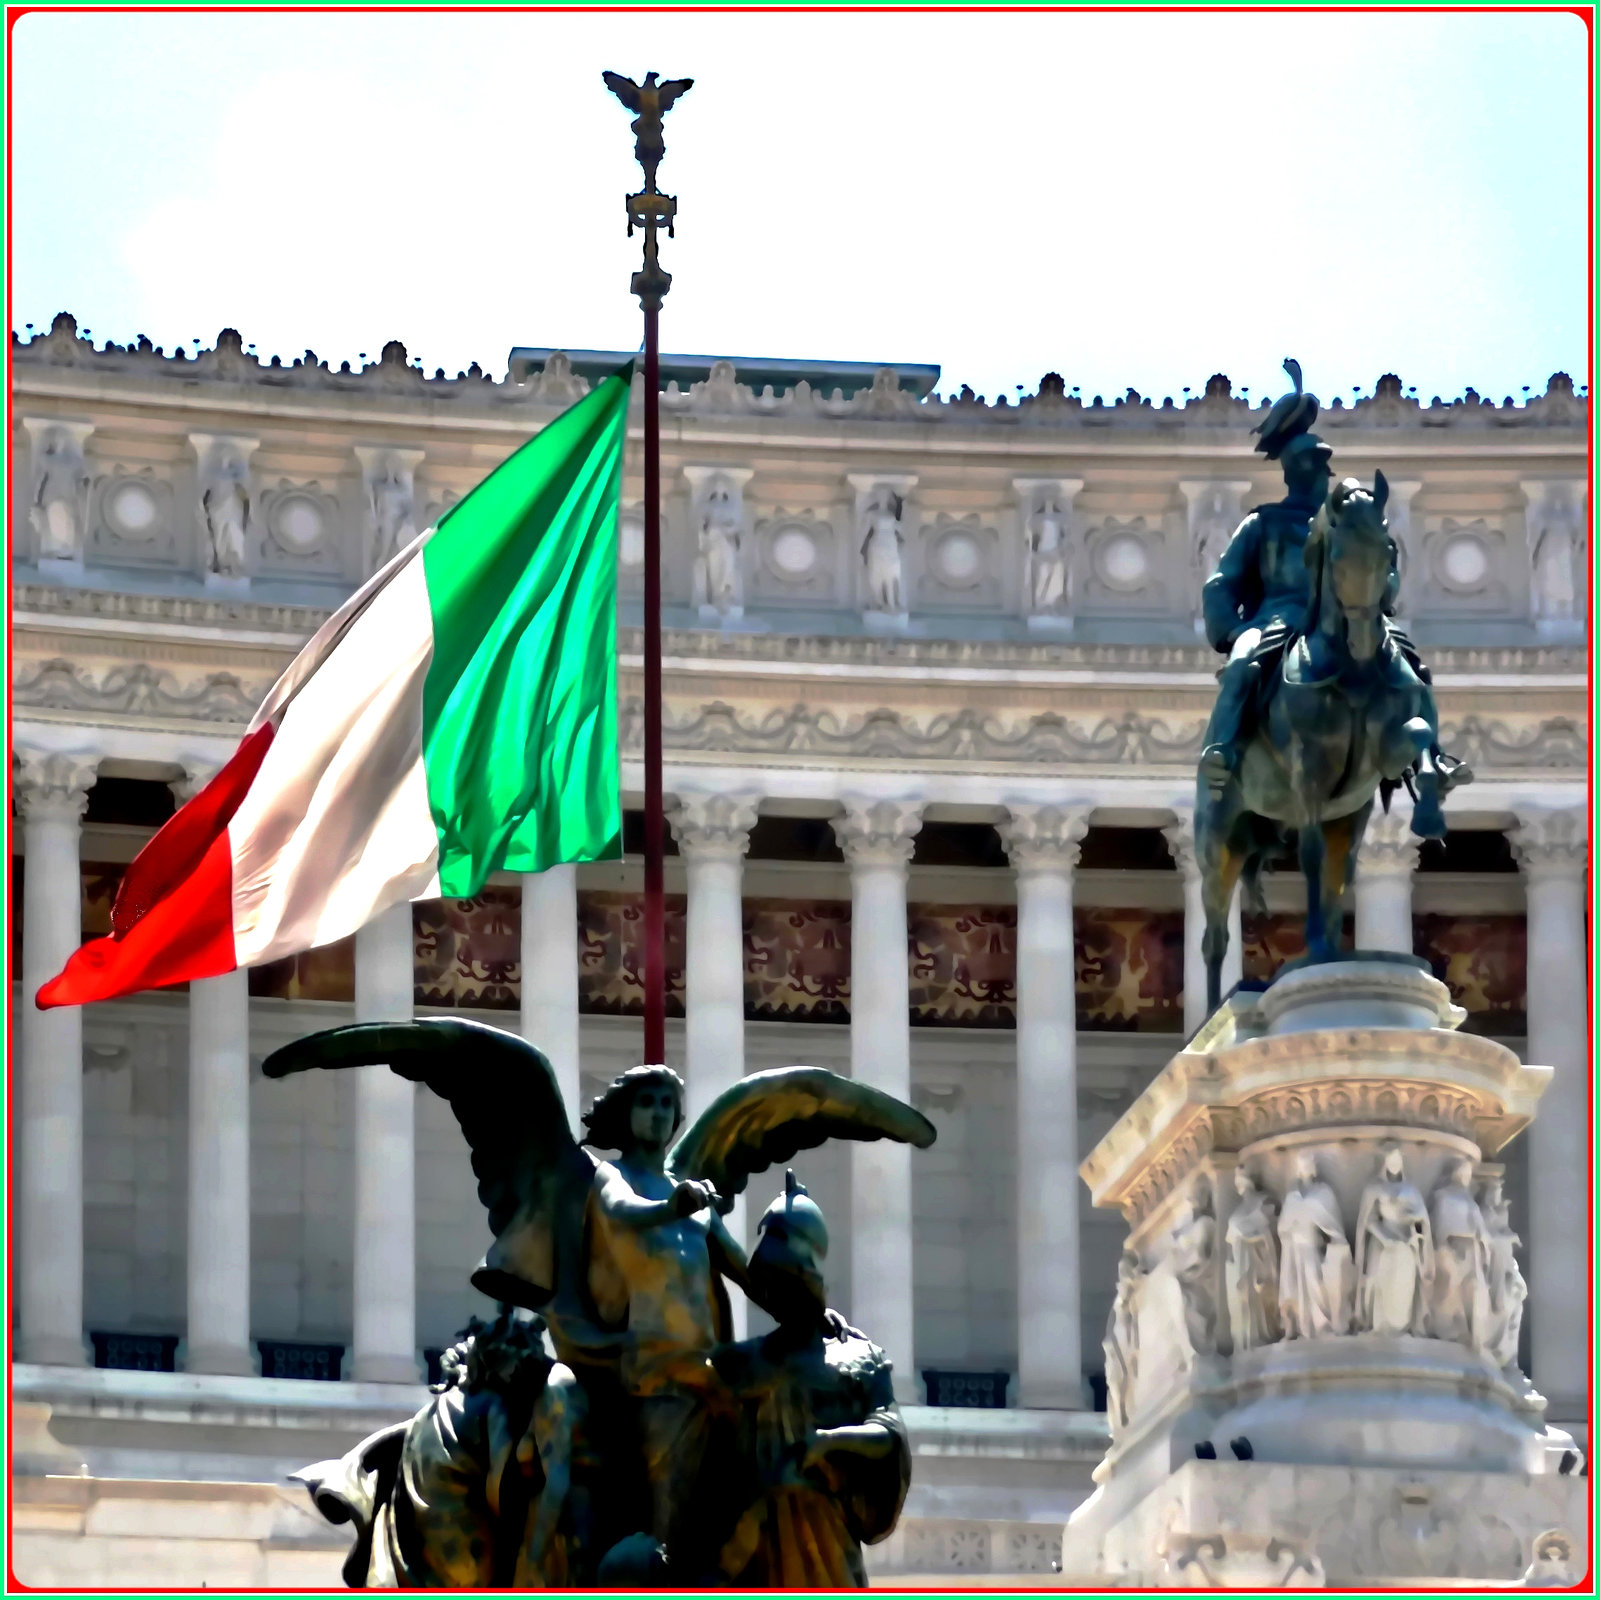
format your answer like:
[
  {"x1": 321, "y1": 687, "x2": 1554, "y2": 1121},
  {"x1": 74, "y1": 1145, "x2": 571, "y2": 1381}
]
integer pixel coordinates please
[{"x1": 269, "y1": 1018, "x2": 933, "y2": 1587}]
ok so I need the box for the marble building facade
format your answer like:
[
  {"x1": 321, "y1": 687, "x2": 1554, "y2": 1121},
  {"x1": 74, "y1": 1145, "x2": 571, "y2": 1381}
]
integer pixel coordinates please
[{"x1": 8, "y1": 317, "x2": 1589, "y2": 1579}]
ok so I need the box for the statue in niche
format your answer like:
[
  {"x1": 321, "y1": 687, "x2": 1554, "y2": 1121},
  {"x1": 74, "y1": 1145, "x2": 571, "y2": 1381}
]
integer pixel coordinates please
[
  {"x1": 1429, "y1": 1157, "x2": 1493, "y2": 1353},
  {"x1": 270, "y1": 1018, "x2": 932, "y2": 1586},
  {"x1": 1170, "y1": 1184, "x2": 1218, "y2": 1355},
  {"x1": 1103, "y1": 1251, "x2": 1142, "y2": 1432},
  {"x1": 199, "y1": 447, "x2": 251, "y2": 575},
  {"x1": 1026, "y1": 493, "x2": 1071, "y2": 614},
  {"x1": 1278, "y1": 1150, "x2": 1354, "y2": 1339},
  {"x1": 694, "y1": 478, "x2": 744, "y2": 616},
  {"x1": 1224, "y1": 1167, "x2": 1279, "y2": 1351},
  {"x1": 1355, "y1": 1144, "x2": 1434, "y2": 1337},
  {"x1": 860, "y1": 488, "x2": 906, "y2": 614},
  {"x1": 1530, "y1": 498, "x2": 1581, "y2": 622},
  {"x1": 368, "y1": 456, "x2": 418, "y2": 568},
  {"x1": 1190, "y1": 485, "x2": 1236, "y2": 607},
  {"x1": 1478, "y1": 1175, "x2": 1527, "y2": 1369},
  {"x1": 710, "y1": 1173, "x2": 910, "y2": 1587},
  {"x1": 30, "y1": 427, "x2": 90, "y2": 561}
]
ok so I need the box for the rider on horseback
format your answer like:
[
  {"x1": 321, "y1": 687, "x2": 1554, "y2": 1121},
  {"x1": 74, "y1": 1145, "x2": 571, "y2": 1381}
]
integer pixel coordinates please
[{"x1": 1197, "y1": 359, "x2": 1449, "y2": 805}]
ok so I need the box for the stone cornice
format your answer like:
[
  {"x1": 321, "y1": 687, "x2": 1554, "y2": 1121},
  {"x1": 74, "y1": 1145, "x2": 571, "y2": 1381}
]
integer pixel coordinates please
[{"x1": 14, "y1": 318, "x2": 1586, "y2": 441}]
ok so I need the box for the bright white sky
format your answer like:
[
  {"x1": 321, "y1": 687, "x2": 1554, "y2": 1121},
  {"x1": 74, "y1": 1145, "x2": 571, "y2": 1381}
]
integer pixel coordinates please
[{"x1": 10, "y1": 10, "x2": 1588, "y2": 403}]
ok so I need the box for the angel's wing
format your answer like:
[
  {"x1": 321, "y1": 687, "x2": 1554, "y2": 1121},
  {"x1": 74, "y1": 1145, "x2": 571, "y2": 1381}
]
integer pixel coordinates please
[
  {"x1": 601, "y1": 70, "x2": 642, "y2": 110},
  {"x1": 665, "y1": 1066, "x2": 935, "y2": 1203},
  {"x1": 656, "y1": 76, "x2": 694, "y2": 110},
  {"x1": 262, "y1": 1018, "x2": 595, "y2": 1309}
]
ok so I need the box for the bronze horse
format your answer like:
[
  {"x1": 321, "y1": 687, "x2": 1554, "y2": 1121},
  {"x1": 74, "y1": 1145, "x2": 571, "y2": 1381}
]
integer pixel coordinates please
[{"x1": 1197, "y1": 472, "x2": 1462, "y2": 1011}]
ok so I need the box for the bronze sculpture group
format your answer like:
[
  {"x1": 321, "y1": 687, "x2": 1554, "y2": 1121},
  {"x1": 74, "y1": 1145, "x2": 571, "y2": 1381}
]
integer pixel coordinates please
[
  {"x1": 271, "y1": 1020, "x2": 931, "y2": 1587},
  {"x1": 1195, "y1": 358, "x2": 1468, "y2": 1007}
]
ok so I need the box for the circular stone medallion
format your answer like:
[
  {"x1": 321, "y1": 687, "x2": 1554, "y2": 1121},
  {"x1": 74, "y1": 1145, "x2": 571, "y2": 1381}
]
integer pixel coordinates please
[
  {"x1": 1098, "y1": 533, "x2": 1149, "y2": 588},
  {"x1": 1440, "y1": 534, "x2": 1489, "y2": 589},
  {"x1": 770, "y1": 525, "x2": 818, "y2": 579},
  {"x1": 105, "y1": 480, "x2": 159, "y2": 541},
  {"x1": 271, "y1": 493, "x2": 325, "y2": 555}
]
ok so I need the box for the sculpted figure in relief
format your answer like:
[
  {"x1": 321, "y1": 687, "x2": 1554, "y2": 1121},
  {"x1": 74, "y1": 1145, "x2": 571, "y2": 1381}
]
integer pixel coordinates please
[
  {"x1": 30, "y1": 427, "x2": 90, "y2": 561},
  {"x1": 1355, "y1": 1145, "x2": 1434, "y2": 1337},
  {"x1": 369, "y1": 456, "x2": 419, "y2": 568},
  {"x1": 1223, "y1": 1168, "x2": 1279, "y2": 1351},
  {"x1": 1530, "y1": 499, "x2": 1581, "y2": 622},
  {"x1": 1103, "y1": 1251, "x2": 1141, "y2": 1433},
  {"x1": 199, "y1": 448, "x2": 252, "y2": 575},
  {"x1": 1278, "y1": 1151, "x2": 1354, "y2": 1340},
  {"x1": 1170, "y1": 1186, "x2": 1218, "y2": 1355},
  {"x1": 1026, "y1": 494, "x2": 1070, "y2": 614},
  {"x1": 860, "y1": 489, "x2": 906, "y2": 615},
  {"x1": 695, "y1": 479, "x2": 744, "y2": 616},
  {"x1": 1429, "y1": 1158, "x2": 1493, "y2": 1353},
  {"x1": 1478, "y1": 1176, "x2": 1527, "y2": 1369}
]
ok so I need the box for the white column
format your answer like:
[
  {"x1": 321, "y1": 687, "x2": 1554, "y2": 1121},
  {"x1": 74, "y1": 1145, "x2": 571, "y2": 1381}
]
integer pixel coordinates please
[
  {"x1": 185, "y1": 970, "x2": 254, "y2": 1373},
  {"x1": 521, "y1": 865, "x2": 581, "y2": 1133},
  {"x1": 669, "y1": 792, "x2": 760, "y2": 1338},
  {"x1": 352, "y1": 902, "x2": 420, "y2": 1384},
  {"x1": 833, "y1": 799, "x2": 923, "y2": 1401},
  {"x1": 172, "y1": 761, "x2": 255, "y2": 1376},
  {"x1": 1001, "y1": 803, "x2": 1094, "y2": 1408},
  {"x1": 1511, "y1": 807, "x2": 1589, "y2": 1416},
  {"x1": 1354, "y1": 805, "x2": 1420, "y2": 953},
  {"x1": 1163, "y1": 806, "x2": 1241, "y2": 1032},
  {"x1": 16, "y1": 750, "x2": 99, "y2": 1366}
]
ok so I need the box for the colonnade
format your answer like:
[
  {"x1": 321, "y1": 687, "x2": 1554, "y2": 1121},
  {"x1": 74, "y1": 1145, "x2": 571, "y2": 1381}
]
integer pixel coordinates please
[{"x1": 12, "y1": 750, "x2": 1590, "y2": 1417}]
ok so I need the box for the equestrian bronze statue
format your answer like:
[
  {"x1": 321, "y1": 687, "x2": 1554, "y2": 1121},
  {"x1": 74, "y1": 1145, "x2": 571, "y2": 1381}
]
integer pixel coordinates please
[
  {"x1": 269, "y1": 1018, "x2": 932, "y2": 1587},
  {"x1": 1196, "y1": 360, "x2": 1470, "y2": 1012}
]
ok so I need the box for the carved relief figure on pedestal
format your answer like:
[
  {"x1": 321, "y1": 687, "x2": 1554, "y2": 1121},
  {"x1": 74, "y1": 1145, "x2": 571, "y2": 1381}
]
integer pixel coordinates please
[
  {"x1": 368, "y1": 455, "x2": 419, "y2": 568},
  {"x1": 1278, "y1": 1150, "x2": 1354, "y2": 1339},
  {"x1": 1224, "y1": 1167, "x2": 1280, "y2": 1351},
  {"x1": 1170, "y1": 1184, "x2": 1219, "y2": 1356},
  {"x1": 1478, "y1": 1176, "x2": 1527, "y2": 1369},
  {"x1": 1026, "y1": 494, "x2": 1070, "y2": 615},
  {"x1": 1104, "y1": 1251, "x2": 1141, "y2": 1432},
  {"x1": 860, "y1": 489, "x2": 906, "y2": 615},
  {"x1": 199, "y1": 447, "x2": 252, "y2": 575},
  {"x1": 694, "y1": 477, "x2": 745, "y2": 618},
  {"x1": 1429, "y1": 1158, "x2": 1493, "y2": 1353},
  {"x1": 30, "y1": 426, "x2": 91, "y2": 561},
  {"x1": 1355, "y1": 1144, "x2": 1434, "y2": 1337}
]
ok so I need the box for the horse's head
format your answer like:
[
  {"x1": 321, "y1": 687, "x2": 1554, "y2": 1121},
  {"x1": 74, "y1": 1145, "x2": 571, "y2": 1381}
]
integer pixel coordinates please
[{"x1": 1306, "y1": 470, "x2": 1394, "y2": 661}]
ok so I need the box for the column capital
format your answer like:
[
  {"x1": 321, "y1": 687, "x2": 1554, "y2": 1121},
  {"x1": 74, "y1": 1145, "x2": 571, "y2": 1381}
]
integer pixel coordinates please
[
  {"x1": 14, "y1": 750, "x2": 99, "y2": 823},
  {"x1": 1000, "y1": 802, "x2": 1094, "y2": 874},
  {"x1": 1356, "y1": 804, "x2": 1421, "y2": 879},
  {"x1": 1511, "y1": 807, "x2": 1588, "y2": 881},
  {"x1": 666, "y1": 792, "x2": 761, "y2": 861},
  {"x1": 832, "y1": 798, "x2": 923, "y2": 868},
  {"x1": 170, "y1": 756, "x2": 226, "y2": 805},
  {"x1": 1161, "y1": 804, "x2": 1200, "y2": 881}
]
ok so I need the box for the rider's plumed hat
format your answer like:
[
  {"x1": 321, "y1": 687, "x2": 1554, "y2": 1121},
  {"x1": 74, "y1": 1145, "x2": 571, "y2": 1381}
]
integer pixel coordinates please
[{"x1": 1253, "y1": 357, "x2": 1324, "y2": 461}]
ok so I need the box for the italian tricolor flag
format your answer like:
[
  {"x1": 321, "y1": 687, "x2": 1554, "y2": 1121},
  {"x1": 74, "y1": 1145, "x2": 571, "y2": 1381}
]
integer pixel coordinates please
[{"x1": 38, "y1": 367, "x2": 632, "y2": 1010}]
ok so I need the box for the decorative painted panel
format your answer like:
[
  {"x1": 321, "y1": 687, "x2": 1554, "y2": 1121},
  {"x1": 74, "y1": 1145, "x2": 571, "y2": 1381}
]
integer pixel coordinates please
[
  {"x1": 248, "y1": 938, "x2": 356, "y2": 1003},
  {"x1": 1242, "y1": 912, "x2": 1310, "y2": 982},
  {"x1": 909, "y1": 904, "x2": 1015, "y2": 1028},
  {"x1": 1076, "y1": 908, "x2": 1184, "y2": 1032},
  {"x1": 1414, "y1": 913, "x2": 1527, "y2": 1034},
  {"x1": 578, "y1": 890, "x2": 687, "y2": 1017},
  {"x1": 744, "y1": 898, "x2": 851, "y2": 1022},
  {"x1": 414, "y1": 889, "x2": 521, "y2": 1011}
]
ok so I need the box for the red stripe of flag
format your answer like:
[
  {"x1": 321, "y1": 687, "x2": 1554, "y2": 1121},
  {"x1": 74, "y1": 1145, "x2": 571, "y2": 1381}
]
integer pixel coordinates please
[{"x1": 36, "y1": 724, "x2": 276, "y2": 1010}]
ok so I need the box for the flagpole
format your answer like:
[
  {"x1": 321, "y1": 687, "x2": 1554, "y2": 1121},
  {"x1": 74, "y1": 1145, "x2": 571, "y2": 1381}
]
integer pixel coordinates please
[{"x1": 607, "y1": 70, "x2": 692, "y2": 1067}]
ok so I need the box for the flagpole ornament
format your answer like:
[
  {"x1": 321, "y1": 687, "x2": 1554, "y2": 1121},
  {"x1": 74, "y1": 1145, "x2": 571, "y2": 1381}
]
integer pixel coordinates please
[
  {"x1": 604, "y1": 70, "x2": 693, "y2": 313},
  {"x1": 606, "y1": 68, "x2": 691, "y2": 1065}
]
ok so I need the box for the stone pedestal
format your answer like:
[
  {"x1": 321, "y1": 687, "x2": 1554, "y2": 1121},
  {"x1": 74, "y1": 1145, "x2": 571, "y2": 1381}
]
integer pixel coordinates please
[{"x1": 1062, "y1": 959, "x2": 1585, "y2": 1586}]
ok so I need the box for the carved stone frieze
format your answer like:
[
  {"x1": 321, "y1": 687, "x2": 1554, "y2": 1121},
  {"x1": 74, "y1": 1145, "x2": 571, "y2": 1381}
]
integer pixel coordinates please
[
  {"x1": 624, "y1": 699, "x2": 1207, "y2": 767},
  {"x1": 13, "y1": 657, "x2": 260, "y2": 724}
]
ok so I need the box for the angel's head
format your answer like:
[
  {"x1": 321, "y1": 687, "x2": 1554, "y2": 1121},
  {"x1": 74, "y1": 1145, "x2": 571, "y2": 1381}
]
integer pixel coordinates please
[{"x1": 582, "y1": 1063, "x2": 686, "y2": 1154}]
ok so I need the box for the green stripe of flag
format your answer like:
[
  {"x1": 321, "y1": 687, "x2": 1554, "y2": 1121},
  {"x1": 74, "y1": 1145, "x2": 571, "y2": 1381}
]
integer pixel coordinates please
[{"x1": 421, "y1": 365, "x2": 632, "y2": 894}]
